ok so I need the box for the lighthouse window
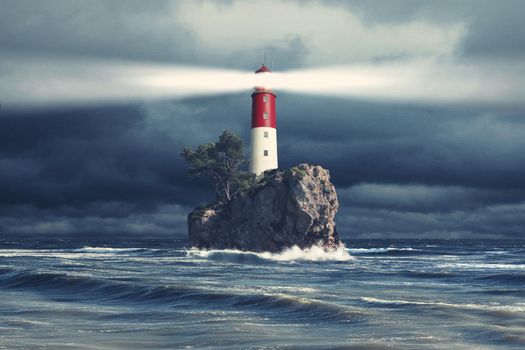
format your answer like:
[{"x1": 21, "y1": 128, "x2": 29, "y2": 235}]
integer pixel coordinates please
[
  {"x1": 263, "y1": 95, "x2": 269, "y2": 103},
  {"x1": 264, "y1": 131, "x2": 268, "y2": 138},
  {"x1": 264, "y1": 150, "x2": 268, "y2": 157},
  {"x1": 263, "y1": 112, "x2": 269, "y2": 120}
]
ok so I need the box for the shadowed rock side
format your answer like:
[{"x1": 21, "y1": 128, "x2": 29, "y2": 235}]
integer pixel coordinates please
[{"x1": 188, "y1": 163, "x2": 341, "y2": 252}]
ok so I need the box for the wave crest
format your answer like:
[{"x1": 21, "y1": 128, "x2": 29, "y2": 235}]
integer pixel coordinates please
[
  {"x1": 346, "y1": 247, "x2": 421, "y2": 255},
  {"x1": 360, "y1": 297, "x2": 525, "y2": 313},
  {"x1": 186, "y1": 243, "x2": 354, "y2": 262},
  {"x1": 73, "y1": 247, "x2": 149, "y2": 253}
]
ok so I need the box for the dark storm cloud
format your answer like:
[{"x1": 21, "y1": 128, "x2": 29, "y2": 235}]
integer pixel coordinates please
[
  {"x1": 0, "y1": 105, "x2": 212, "y2": 209},
  {"x1": 338, "y1": 201, "x2": 525, "y2": 240},
  {"x1": 277, "y1": 94, "x2": 525, "y2": 190},
  {"x1": 336, "y1": 183, "x2": 525, "y2": 239},
  {"x1": 0, "y1": 203, "x2": 190, "y2": 237},
  {"x1": 0, "y1": 102, "x2": 218, "y2": 237},
  {"x1": 338, "y1": 184, "x2": 523, "y2": 213},
  {"x1": 0, "y1": 92, "x2": 260, "y2": 236}
]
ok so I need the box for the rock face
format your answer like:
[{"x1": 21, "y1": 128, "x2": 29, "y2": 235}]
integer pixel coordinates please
[{"x1": 188, "y1": 163, "x2": 340, "y2": 252}]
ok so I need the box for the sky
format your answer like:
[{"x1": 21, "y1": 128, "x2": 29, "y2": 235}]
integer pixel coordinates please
[{"x1": 1, "y1": 0, "x2": 524, "y2": 240}]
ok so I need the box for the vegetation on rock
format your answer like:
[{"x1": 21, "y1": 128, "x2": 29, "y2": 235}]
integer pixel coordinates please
[{"x1": 181, "y1": 130, "x2": 256, "y2": 203}]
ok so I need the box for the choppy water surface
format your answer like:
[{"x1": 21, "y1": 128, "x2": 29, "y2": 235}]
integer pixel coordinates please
[{"x1": 0, "y1": 238, "x2": 524, "y2": 349}]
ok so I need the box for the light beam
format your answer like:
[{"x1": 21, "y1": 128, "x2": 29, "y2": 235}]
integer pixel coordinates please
[{"x1": 1, "y1": 54, "x2": 523, "y2": 107}]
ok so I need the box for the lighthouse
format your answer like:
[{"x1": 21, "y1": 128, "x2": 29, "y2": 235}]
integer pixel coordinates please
[{"x1": 249, "y1": 65, "x2": 278, "y2": 176}]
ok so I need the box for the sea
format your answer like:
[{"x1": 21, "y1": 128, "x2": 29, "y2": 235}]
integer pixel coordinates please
[{"x1": 0, "y1": 236, "x2": 524, "y2": 350}]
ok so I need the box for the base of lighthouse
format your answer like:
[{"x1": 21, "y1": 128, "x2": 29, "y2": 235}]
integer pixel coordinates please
[{"x1": 249, "y1": 127, "x2": 278, "y2": 176}]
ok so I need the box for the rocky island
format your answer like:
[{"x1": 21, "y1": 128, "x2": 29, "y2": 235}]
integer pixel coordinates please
[
  {"x1": 183, "y1": 131, "x2": 341, "y2": 252},
  {"x1": 188, "y1": 163, "x2": 340, "y2": 252}
]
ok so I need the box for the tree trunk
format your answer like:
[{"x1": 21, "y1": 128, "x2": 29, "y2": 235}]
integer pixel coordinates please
[{"x1": 225, "y1": 180, "x2": 231, "y2": 201}]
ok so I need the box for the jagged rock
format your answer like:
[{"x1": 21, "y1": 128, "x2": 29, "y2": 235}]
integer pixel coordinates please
[{"x1": 188, "y1": 163, "x2": 340, "y2": 252}]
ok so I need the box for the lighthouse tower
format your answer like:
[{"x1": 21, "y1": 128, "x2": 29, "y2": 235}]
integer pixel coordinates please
[{"x1": 249, "y1": 65, "x2": 278, "y2": 176}]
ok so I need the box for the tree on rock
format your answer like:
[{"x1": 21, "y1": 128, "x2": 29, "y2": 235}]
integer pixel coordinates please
[{"x1": 181, "y1": 130, "x2": 256, "y2": 203}]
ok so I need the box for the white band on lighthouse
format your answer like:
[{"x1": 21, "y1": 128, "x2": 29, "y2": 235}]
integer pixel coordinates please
[{"x1": 249, "y1": 127, "x2": 278, "y2": 176}]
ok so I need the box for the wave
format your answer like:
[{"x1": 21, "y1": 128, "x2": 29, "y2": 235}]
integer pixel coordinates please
[
  {"x1": 346, "y1": 247, "x2": 419, "y2": 254},
  {"x1": 438, "y1": 262, "x2": 525, "y2": 271},
  {"x1": 0, "y1": 269, "x2": 362, "y2": 323},
  {"x1": 400, "y1": 271, "x2": 459, "y2": 279},
  {"x1": 0, "y1": 269, "x2": 107, "y2": 291},
  {"x1": 186, "y1": 243, "x2": 354, "y2": 263},
  {"x1": 476, "y1": 273, "x2": 525, "y2": 285},
  {"x1": 0, "y1": 247, "x2": 160, "y2": 259},
  {"x1": 360, "y1": 297, "x2": 525, "y2": 313},
  {"x1": 73, "y1": 247, "x2": 154, "y2": 254}
]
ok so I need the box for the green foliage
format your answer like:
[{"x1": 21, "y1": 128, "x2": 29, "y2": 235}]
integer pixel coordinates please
[
  {"x1": 290, "y1": 166, "x2": 307, "y2": 179},
  {"x1": 181, "y1": 130, "x2": 256, "y2": 203}
]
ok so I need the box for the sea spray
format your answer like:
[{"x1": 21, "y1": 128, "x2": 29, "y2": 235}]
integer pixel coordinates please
[
  {"x1": 360, "y1": 296, "x2": 525, "y2": 313},
  {"x1": 186, "y1": 242, "x2": 354, "y2": 262}
]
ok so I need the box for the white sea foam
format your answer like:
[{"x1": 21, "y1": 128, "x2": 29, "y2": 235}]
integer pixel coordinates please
[
  {"x1": 361, "y1": 297, "x2": 525, "y2": 313},
  {"x1": 437, "y1": 262, "x2": 525, "y2": 271},
  {"x1": 186, "y1": 243, "x2": 354, "y2": 262},
  {"x1": 73, "y1": 247, "x2": 147, "y2": 253},
  {"x1": 346, "y1": 247, "x2": 418, "y2": 254},
  {"x1": 0, "y1": 249, "x2": 78, "y2": 258},
  {"x1": 0, "y1": 247, "x2": 150, "y2": 259}
]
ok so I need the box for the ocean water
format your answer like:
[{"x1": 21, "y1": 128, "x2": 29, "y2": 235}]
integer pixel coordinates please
[{"x1": 0, "y1": 237, "x2": 524, "y2": 349}]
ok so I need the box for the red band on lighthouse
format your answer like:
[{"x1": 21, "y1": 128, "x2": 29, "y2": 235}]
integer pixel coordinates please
[{"x1": 251, "y1": 91, "x2": 276, "y2": 128}]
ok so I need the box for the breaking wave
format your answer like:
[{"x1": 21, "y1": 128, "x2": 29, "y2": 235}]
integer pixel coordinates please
[
  {"x1": 0, "y1": 247, "x2": 162, "y2": 260},
  {"x1": 346, "y1": 247, "x2": 419, "y2": 254},
  {"x1": 360, "y1": 297, "x2": 525, "y2": 313},
  {"x1": 73, "y1": 247, "x2": 145, "y2": 253},
  {"x1": 186, "y1": 243, "x2": 354, "y2": 263},
  {"x1": 72, "y1": 247, "x2": 156, "y2": 255},
  {"x1": 438, "y1": 262, "x2": 525, "y2": 271},
  {"x1": 400, "y1": 271, "x2": 459, "y2": 279}
]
